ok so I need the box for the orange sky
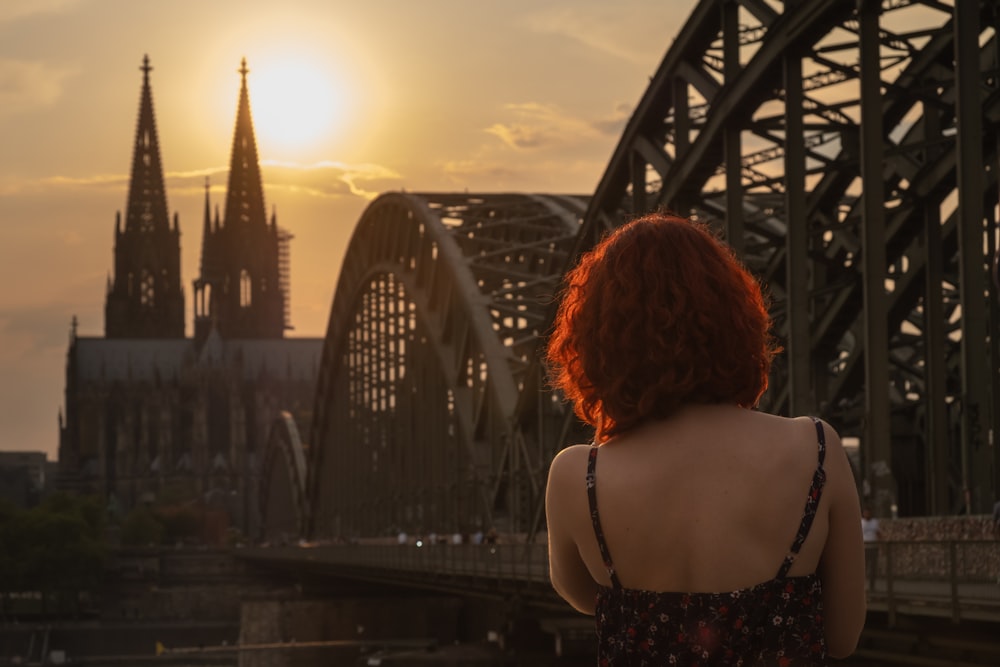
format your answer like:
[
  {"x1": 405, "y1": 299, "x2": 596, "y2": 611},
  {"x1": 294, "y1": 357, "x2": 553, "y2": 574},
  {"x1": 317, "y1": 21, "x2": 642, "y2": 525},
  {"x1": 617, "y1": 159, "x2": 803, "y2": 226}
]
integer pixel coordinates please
[{"x1": 0, "y1": 0, "x2": 691, "y2": 458}]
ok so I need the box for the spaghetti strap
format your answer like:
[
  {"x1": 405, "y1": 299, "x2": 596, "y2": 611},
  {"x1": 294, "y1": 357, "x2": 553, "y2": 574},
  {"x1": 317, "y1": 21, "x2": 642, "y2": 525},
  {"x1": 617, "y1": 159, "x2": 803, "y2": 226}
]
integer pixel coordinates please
[
  {"x1": 776, "y1": 417, "x2": 828, "y2": 579},
  {"x1": 587, "y1": 445, "x2": 622, "y2": 589}
]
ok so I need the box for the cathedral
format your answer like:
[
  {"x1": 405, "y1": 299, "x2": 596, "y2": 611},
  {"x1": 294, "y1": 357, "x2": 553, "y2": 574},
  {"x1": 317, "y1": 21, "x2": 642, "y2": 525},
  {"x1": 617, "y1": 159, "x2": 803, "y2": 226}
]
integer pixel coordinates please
[{"x1": 58, "y1": 56, "x2": 323, "y2": 534}]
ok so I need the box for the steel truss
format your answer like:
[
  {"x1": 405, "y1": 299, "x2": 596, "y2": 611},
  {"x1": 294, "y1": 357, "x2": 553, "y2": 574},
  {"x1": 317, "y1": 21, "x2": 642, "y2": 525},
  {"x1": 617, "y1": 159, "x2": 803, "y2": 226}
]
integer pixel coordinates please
[
  {"x1": 576, "y1": 0, "x2": 999, "y2": 516},
  {"x1": 295, "y1": 1, "x2": 1000, "y2": 542},
  {"x1": 259, "y1": 411, "x2": 309, "y2": 541},
  {"x1": 305, "y1": 193, "x2": 587, "y2": 539}
]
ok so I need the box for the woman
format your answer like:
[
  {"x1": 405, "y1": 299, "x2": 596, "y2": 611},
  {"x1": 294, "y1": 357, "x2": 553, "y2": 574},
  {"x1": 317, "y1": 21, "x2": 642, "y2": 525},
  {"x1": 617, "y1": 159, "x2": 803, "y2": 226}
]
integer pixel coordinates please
[{"x1": 544, "y1": 213, "x2": 865, "y2": 665}]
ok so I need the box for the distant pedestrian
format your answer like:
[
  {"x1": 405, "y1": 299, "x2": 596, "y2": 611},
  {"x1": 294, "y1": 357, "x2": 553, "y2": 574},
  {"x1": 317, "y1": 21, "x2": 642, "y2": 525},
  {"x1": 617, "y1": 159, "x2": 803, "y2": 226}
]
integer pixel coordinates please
[{"x1": 861, "y1": 508, "x2": 881, "y2": 591}]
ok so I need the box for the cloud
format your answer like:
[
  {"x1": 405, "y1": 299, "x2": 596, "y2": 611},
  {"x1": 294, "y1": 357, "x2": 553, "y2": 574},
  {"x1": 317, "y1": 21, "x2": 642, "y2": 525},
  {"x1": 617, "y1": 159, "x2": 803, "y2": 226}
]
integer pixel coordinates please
[
  {"x1": 440, "y1": 159, "x2": 519, "y2": 183},
  {"x1": 485, "y1": 102, "x2": 631, "y2": 150},
  {"x1": 164, "y1": 161, "x2": 402, "y2": 201},
  {"x1": 0, "y1": 0, "x2": 81, "y2": 24},
  {"x1": 2, "y1": 160, "x2": 403, "y2": 202},
  {"x1": 0, "y1": 172, "x2": 124, "y2": 197},
  {"x1": 484, "y1": 124, "x2": 547, "y2": 150},
  {"x1": 439, "y1": 147, "x2": 606, "y2": 193},
  {"x1": 260, "y1": 160, "x2": 403, "y2": 201},
  {"x1": 0, "y1": 59, "x2": 75, "y2": 118},
  {"x1": 440, "y1": 102, "x2": 633, "y2": 190},
  {"x1": 523, "y1": 5, "x2": 673, "y2": 65},
  {"x1": 591, "y1": 102, "x2": 634, "y2": 136}
]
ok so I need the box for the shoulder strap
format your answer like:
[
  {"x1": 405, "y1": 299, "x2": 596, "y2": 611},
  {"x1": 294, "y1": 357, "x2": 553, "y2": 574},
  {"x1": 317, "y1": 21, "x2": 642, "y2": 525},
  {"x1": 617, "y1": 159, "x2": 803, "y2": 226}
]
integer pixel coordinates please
[
  {"x1": 586, "y1": 445, "x2": 622, "y2": 589},
  {"x1": 776, "y1": 417, "x2": 828, "y2": 579}
]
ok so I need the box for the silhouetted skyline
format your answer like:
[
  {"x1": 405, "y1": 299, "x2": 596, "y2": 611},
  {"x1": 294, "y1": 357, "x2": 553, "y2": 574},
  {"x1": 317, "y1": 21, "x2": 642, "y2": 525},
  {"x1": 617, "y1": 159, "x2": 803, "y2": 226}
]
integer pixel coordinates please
[{"x1": 0, "y1": 0, "x2": 690, "y2": 457}]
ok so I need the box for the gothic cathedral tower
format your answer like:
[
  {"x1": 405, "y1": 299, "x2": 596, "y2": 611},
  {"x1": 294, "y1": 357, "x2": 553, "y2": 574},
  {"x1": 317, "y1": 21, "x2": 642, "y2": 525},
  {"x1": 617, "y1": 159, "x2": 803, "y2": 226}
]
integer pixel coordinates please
[
  {"x1": 105, "y1": 55, "x2": 184, "y2": 338},
  {"x1": 194, "y1": 58, "x2": 286, "y2": 340}
]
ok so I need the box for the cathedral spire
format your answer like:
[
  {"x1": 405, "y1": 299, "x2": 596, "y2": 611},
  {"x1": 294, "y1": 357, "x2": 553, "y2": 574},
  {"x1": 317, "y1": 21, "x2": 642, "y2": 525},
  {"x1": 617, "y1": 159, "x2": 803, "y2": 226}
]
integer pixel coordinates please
[
  {"x1": 193, "y1": 58, "x2": 285, "y2": 340},
  {"x1": 125, "y1": 54, "x2": 170, "y2": 234},
  {"x1": 201, "y1": 177, "x2": 212, "y2": 276},
  {"x1": 223, "y1": 57, "x2": 267, "y2": 230},
  {"x1": 105, "y1": 55, "x2": 185, "y2": 339}
]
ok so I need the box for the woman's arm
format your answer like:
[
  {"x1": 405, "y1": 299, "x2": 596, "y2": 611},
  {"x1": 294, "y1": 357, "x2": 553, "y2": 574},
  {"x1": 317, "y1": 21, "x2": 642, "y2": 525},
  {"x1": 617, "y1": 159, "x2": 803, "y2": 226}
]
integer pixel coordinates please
[
  {"x1": 545, "y1": 445, "x2": 599, "y2": 614},
  {"x1": 817, "y1": 421, "x2": 867, "y2": 658}
]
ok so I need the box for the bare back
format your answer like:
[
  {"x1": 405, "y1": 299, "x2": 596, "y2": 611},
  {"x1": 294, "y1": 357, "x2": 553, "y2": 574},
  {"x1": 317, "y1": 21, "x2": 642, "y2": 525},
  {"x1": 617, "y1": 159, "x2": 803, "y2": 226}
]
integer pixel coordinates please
[
  {"x1": 546, "y1": 402, "x2": 865, "y2": 656},
  {"x1": 577, "y1": 404, "x2": 830, "y2": 592}
]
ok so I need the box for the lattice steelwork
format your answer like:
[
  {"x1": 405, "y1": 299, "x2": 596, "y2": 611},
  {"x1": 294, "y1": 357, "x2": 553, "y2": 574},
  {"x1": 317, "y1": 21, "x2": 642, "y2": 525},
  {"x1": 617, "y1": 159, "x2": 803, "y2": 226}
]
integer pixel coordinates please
[
  {"x1": 572, "y1": 0, "x2": 999, "y2": 516},
  {"x1": 307, "y1": 193, "x2": 586, "y2": 539},
  {"x1": 259, "y1": 411, "x2": 309, "y2": 541},
  {"x1": 297, "y1": 1, "x2": 1000, "y2": 547}
]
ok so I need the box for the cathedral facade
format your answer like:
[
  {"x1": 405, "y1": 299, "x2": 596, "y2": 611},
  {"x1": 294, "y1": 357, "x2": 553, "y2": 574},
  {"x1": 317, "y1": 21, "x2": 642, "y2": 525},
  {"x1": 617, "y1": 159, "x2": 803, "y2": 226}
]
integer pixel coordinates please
[{"x1": 58, "y1": 56, "x2": 322, "y2": 534}]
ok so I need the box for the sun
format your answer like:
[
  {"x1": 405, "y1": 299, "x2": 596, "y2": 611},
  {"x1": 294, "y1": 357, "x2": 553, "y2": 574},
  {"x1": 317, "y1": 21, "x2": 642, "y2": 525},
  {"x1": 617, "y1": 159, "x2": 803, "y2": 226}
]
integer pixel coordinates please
[{"x1": 244, "y1": 57, "x2": 345, "y2": 153}]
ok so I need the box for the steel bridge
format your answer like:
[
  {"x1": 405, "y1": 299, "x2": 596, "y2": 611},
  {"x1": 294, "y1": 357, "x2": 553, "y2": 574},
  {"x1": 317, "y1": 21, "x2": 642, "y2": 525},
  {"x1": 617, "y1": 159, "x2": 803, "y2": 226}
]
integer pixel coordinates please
[{"x1": 258, "y1": 0, "x2": 1000, "y2": 558}]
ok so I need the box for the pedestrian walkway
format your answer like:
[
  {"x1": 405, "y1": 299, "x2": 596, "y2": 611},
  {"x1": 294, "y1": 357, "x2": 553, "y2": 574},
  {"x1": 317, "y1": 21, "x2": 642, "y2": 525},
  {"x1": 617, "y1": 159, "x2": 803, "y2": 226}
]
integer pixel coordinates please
[{"x1": 867, "y1": 577, "x2": 1000, "y2": 622}]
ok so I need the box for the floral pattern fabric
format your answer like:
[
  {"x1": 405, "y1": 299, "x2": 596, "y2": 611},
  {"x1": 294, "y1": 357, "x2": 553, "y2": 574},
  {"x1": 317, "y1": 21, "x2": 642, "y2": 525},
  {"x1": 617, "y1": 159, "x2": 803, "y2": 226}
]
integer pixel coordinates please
[{"x1": 588, "y1": 418, "x2": 828, "y2": 666}]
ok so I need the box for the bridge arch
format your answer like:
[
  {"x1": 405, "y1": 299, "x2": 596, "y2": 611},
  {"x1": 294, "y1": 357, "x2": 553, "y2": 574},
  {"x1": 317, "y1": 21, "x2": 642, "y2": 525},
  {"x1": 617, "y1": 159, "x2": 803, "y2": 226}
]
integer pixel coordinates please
[
  {"x1": 565, "y1": 0, "x2": 999, "y2": 515},
  {"x1": 306, "y1": 193, "x2": 587, "y2": 539},
  {"x1": 297, "y1": 2, "x2": 1000, "y2": 540},
  {"x1": 258, "y1": 411, "x2": 309, "y2": 542}
]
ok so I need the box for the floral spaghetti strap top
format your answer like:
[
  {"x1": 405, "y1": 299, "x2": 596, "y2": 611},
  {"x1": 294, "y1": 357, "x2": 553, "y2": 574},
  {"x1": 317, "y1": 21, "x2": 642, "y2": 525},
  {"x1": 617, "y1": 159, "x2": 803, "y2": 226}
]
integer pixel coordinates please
[{"x1": 587, "y1": 418, "x2": 828, "y2": 666}]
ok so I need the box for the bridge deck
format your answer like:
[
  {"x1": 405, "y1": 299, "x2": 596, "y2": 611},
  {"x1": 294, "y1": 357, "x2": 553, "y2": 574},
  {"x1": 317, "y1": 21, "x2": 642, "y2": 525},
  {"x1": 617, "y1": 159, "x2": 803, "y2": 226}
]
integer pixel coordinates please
[{"x1": 238, "y1": 541, "x2": 1000, "y2": 623}]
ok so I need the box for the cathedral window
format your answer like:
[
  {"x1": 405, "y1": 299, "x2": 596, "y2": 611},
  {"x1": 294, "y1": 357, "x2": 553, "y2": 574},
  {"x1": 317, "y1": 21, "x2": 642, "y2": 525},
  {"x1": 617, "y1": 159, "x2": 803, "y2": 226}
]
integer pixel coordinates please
[
  {"x1": 140, "y1": 268, "x2": 155, "y2": 307},
  {"x1": 139, "y1": 203, "x2": 154, "y2": 231},
  {"x1": 196, "y1": 283, "x2": 213, "y2": 317},
  {"x1": 240, "y1": 269, "x2": 252, "y2": 308}
]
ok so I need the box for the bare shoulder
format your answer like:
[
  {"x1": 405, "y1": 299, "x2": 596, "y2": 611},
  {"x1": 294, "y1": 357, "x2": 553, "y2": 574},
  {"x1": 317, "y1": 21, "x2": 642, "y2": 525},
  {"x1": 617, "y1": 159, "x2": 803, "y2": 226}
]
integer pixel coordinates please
[
  {"x1": 545, "y1": 445, "x2": 593, "y2": 539},
  {"x1": 798, "y1": 415, "x2": 847, "y2": 463},
  {"x1": 546, "y1": 445, "x2": 593, "y2": 512},
  {"x1": 768, "y1": 414, "x2": 854, "y2": 500},
  {"x1": 752, "y1": 411, "x2": 843, "y2": 447},
  {"x1": 547, "y1": 444, "x2": 592, "y2": 484}
]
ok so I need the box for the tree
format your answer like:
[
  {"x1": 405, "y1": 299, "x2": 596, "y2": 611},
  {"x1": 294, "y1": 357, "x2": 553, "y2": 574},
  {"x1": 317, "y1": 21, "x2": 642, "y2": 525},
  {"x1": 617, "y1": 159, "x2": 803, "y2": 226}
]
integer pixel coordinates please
[
  {"x1": 0, "y1": 493, "x2": 108, "y2": 616},
  {"x1": 120, "y1": 506, "x2": 166, "y2": 546},
  {"x1": 0, "y1": 499, "x2": 25, "y2": 591}
]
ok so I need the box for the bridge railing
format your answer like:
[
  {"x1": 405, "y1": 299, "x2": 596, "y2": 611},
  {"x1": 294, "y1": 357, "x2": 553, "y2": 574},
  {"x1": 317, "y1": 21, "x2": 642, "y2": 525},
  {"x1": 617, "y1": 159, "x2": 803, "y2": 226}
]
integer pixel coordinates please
[
  {"x1": 327, "y1": 543, "x2": 551, "y2": 584},
  {"x1": 250, "y1": 542, "x2": 551, "y2": 591},
  {"x1": 870, "y1": 539, "x2": 1000, "y2": 624},
  {"x1": 243, "y1": 539, "x2": 1000, "y2": 621}
]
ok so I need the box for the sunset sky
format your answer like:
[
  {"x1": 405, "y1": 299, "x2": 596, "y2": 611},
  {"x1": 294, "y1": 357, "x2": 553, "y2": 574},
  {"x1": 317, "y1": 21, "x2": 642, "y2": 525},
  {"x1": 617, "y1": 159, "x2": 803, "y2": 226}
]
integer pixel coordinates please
[{"x1": 0, "y1": 0, "x2": 692, "y2": 458}]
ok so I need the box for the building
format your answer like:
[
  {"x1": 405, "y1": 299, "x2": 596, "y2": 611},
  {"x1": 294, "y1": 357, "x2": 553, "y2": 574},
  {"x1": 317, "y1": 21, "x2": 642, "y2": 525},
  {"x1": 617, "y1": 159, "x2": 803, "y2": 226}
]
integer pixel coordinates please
[
  {"x1": 0, "y1": 451, "x2": 50, "y2": 508},
  {"x1": 58, "y1": 56, "x2": 323, "y2": 534}
]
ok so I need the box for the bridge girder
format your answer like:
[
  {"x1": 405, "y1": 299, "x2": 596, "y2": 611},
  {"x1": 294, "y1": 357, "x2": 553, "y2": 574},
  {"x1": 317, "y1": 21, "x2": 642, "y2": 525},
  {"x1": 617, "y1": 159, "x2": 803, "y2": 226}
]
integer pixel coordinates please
[
  {"x1": 292, "y1": 1, "x2": 1000, "y2": 546},
  {"x1": 258, "y1": 411, "x2": 309, "y2": 542},
  {"x1": 306, "y1": 193, "x2": 586, "y2": 539},
  {"x1": 567, "y1": 0, "x2": 1000, "y2": 516}
]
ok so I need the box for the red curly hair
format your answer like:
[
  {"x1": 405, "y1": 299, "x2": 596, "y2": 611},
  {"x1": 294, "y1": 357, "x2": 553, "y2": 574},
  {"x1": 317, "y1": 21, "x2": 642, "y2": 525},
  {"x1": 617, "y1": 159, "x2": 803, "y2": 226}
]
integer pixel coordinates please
[{"x1": 546, "y1": 212, "x2": 779, "y2": 442}]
